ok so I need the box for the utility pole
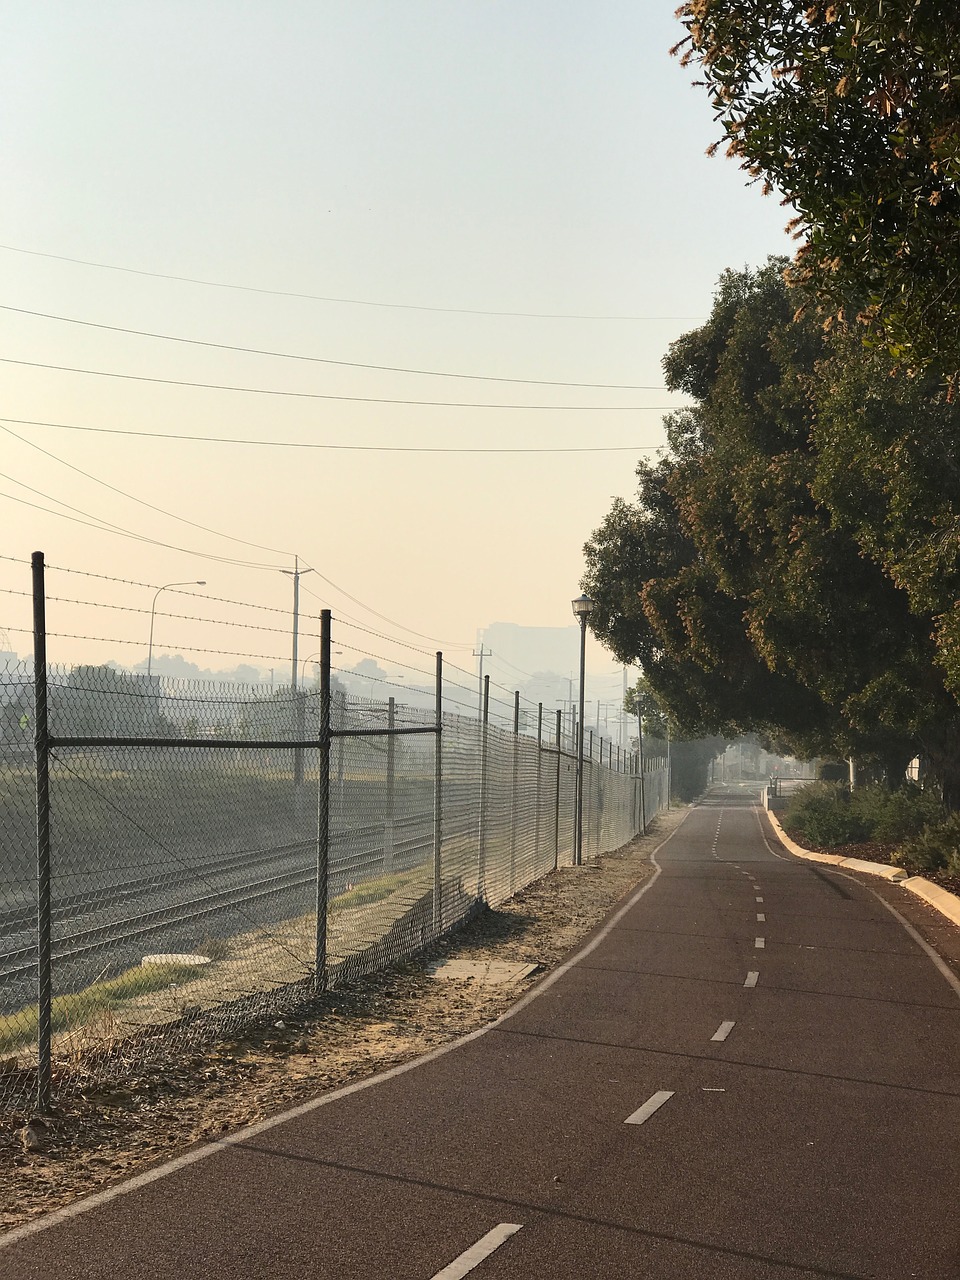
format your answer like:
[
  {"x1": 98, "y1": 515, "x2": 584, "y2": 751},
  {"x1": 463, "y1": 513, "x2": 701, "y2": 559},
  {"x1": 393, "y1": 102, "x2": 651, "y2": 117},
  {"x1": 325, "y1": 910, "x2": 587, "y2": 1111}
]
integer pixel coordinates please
[
  {"x1": 281, "y1": 556, "x2": 313, "y2": 788},
  {"x1": 473, "y1": 639, "x2": 492, "y2": 719}
]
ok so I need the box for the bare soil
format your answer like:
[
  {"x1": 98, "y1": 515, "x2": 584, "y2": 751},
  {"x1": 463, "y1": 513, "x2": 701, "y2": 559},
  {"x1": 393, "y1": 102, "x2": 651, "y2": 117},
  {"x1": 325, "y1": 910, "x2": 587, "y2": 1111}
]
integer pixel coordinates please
[{"x1": 0, "y1": 811, "x2": 685, "y2": 1235}]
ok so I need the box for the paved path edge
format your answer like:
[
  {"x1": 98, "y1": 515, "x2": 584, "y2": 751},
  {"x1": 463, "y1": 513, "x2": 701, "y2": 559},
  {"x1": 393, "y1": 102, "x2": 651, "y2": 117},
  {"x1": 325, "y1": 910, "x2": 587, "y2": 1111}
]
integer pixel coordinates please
[
  {"x1": 0, "y1": 813, "x2": 693, "y2": 1254},
  {"x1": 766, "y1": 807, "x2": 960, "y2": 930}
]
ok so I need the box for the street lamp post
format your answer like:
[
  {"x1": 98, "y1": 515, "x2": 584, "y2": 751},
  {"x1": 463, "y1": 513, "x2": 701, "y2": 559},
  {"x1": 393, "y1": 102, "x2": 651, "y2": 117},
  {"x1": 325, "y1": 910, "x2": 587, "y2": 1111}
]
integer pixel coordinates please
[
  {"x1": 571, "y1": 593, "x2": 595, "y2": 866},
  {"x1": 147, "y1": 581, "x2": 206, "y2": 681}
]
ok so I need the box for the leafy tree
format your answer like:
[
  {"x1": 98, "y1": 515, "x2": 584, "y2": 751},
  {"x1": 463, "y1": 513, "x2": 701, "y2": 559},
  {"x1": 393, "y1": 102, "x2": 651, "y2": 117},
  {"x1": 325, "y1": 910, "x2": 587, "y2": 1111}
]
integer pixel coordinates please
[
  {"x1": 585, "y1": 260, "x2": 960, "y2": 797},
  {"x1": 674, "y1": 1, "x2": 960, "y2": 378}
]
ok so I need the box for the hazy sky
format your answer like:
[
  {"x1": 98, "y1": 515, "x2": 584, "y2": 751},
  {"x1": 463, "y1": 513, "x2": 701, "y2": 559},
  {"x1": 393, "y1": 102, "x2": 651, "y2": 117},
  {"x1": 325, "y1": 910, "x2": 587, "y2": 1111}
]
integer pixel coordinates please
[{"x1": 0, "y1": 2, "x2": 793, "y2": 693}]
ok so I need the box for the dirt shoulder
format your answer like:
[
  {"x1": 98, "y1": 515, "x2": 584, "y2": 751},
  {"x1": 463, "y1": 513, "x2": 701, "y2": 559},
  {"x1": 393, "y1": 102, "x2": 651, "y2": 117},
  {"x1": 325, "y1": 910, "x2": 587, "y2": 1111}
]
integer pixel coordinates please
[{"x1": 0, "y1": 809, "x2": 687, "y2": 1235}]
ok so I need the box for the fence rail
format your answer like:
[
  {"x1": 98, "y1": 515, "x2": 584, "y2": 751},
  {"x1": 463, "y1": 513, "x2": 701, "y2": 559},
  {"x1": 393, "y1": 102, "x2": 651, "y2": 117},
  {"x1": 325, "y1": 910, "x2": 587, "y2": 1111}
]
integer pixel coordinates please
[{"x1": 0, "y1": 553, "x2": 669, "y2": 1112}]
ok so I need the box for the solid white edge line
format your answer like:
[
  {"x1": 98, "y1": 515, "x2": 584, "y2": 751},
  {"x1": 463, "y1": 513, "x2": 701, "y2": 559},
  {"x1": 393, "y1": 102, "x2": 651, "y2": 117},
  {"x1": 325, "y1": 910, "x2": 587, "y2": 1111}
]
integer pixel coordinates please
[
  {"x1": 710, "y1": 1020, "x2": 735, "y2": 1042},
  {"x1": 757, "y1": 806, "x2": 960, "y2": 1006},
  {"x1": 625, "y1": 1090, "x2": 675, "y2": 1125},
  {"x1": 744, "y1": 971, "x2": 759, "y2": 987},
  {"x1": 431, "y1": 1223, "x2": 523, "y2": 1280},
  {"x1": 0, "y1": 812, "x2": 695, "y2": 1252},
  {"x1": 833, "y1": 872, "x2": 960, "y2": 1004}
]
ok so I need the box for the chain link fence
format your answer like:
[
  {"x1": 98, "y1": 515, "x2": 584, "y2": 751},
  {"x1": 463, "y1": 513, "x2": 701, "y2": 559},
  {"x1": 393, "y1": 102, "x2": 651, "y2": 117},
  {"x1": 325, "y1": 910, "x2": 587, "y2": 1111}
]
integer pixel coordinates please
[{"x1": 0, "y1": 559, "x2": 669, "y2": 1115}]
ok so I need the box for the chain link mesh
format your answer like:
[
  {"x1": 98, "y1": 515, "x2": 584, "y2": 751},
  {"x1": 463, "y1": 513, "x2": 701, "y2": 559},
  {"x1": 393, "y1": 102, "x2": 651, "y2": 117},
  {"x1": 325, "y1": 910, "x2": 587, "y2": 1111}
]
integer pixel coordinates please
[{"x1": 0, "y1": 653, "x2": 669, "y2": 1116}]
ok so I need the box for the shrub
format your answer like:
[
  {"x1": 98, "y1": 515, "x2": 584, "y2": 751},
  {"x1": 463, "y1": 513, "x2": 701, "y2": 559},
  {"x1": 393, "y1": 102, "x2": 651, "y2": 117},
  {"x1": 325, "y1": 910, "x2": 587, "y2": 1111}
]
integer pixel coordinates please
[
  {"x1": 893, "y1": 813, "x2": 960, "y2": 875},
  {"x1": 783, "y1": 782, "x2": 868, "y2": 847},
  {"x1": 848, "y1": 783, "x2": 942, "y2": 843}
]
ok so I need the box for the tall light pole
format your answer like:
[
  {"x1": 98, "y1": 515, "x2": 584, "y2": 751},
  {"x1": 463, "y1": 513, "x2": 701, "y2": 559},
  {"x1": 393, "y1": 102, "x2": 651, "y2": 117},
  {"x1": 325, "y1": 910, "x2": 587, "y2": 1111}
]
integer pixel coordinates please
[
  {"x1": 571, "y1": 593, "x2": 595, "y2": 866},
  {"x1": 147, "y1": 580, "x2": 206, "y2": 680}
]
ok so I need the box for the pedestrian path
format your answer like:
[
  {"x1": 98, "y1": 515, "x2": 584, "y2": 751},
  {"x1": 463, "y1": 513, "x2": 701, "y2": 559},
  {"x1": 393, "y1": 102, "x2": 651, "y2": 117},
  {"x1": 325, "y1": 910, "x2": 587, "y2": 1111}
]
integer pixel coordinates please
[{"x1": 4, "y1": 793, "x2": 960, "y2": 1278}]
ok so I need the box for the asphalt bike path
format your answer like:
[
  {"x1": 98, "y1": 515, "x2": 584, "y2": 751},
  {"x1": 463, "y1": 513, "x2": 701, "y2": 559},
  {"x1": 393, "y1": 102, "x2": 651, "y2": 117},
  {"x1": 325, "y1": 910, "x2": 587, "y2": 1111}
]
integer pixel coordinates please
[{"x1": 4, "y1": 790, "x2": 960, "y2": 1278}]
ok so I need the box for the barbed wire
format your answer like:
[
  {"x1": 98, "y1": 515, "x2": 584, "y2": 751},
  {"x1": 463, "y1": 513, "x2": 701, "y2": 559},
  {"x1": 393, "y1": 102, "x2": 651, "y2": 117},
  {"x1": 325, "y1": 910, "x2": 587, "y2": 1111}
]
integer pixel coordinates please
[
  {"x1": 0, "y1": 587, "x2": 318, "y2": 638},
  {"x1": 3, "y1": 626, "x2": 290, "y2": 664}
]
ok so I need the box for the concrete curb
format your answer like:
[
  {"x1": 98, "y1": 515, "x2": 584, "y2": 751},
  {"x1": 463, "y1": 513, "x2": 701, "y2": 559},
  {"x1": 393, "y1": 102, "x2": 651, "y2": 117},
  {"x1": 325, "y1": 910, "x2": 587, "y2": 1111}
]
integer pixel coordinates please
[{"x1": 765, "y1": 808, "x2": 960, "y2": 929}]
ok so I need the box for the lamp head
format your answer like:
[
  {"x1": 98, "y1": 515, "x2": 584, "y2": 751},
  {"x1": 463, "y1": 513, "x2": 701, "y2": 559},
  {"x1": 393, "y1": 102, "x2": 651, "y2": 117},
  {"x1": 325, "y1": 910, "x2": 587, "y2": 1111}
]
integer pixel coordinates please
[{"x1": 571, "y1": 593, "x2": 595, "y2": 620}]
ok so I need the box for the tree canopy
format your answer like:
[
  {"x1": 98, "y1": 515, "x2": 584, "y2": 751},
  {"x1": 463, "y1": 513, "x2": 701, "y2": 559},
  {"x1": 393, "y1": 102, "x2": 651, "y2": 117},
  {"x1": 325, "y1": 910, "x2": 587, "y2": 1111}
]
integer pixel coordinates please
[
  {"x1": 674, "y1": 1, "x2": 960, "y2": 378},
  {"x1": 584, "y1": 260, "x2": 960, "y2": 799}
]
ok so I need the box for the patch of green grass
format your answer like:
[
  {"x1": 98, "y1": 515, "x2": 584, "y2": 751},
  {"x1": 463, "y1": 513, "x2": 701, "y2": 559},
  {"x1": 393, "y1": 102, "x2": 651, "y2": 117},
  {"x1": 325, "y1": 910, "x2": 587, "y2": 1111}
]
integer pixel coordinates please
[
  {"x1": 329, "y1": 871, "x2": 415, "y2": 914},
  {"x1": 0, "y1": 961, "x2": 200, "y2": 1053}
]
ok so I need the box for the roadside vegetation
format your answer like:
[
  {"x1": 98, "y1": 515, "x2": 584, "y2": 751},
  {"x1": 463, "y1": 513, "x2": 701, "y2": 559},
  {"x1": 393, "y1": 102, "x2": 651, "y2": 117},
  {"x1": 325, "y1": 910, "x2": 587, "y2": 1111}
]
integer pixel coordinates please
[{"x1": 585, "y1": 6, "x2": 960, "y2": 816}]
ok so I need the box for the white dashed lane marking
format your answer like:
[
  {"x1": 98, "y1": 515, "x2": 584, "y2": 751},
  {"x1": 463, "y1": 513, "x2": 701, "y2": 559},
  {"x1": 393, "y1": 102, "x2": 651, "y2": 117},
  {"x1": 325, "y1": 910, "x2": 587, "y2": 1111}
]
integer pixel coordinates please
[
  {"x1": 710, "y1": 1021, "x2": 735, "y2": 1043},
  {"x1": 755, "y1": 937, "x2": 765, "y2": 949},
  {"x1": 756, "y1": 896, "x2": 763, "y2": 903},
  {"x1": 625, "y1": 1091, "x2": 675, "y2": 1126},
  {"x1": 744, "y1": 971, "x2": 759, "y2": 987},
  {"x1": 431, "y1": 1225, "x2": 524, "y2": 1279},
  {"x1": 757, "y1": 913, "x2": 766, "y2": 922}
]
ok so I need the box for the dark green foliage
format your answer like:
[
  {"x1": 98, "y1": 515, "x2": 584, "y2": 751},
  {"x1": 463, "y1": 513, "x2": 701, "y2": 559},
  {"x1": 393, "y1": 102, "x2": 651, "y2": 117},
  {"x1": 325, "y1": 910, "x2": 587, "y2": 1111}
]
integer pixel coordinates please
[
  {"x1": 785, "y1": 781, "x2": 942, "y2": 851},
  {"x1": 585, "y1": 260, "x2": 960, "y2": 802},
  {"x1": 892, "y1": 814, "x2": 960, "y2": 875},
  {"x1": 669, "y1": 737, "x2": 726, "y2": 803},
  {"x1": 850, "y1": 783, "x2": 942, "y2": 844},
  {"x1": 674, "y1": 1, "x2": 960, "y2": 381},
  {"x1": 783, "y1": 783, "x2": 869, "y2": 848}
]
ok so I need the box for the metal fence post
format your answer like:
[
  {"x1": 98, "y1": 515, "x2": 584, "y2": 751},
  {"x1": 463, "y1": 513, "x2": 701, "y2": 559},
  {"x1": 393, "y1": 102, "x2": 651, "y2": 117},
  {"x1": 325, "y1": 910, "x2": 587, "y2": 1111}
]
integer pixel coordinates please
[
  {"x1": 478, "y1": 675, "x2": 490, "y2": 899},
  {"x1": 315, "y1": 609, "x2": 332, "y2": 990},
  {"x1": 587, "y1": 729, "x2": 594, "y2": 860},
  {"x1": 385, "y1": 695, "x2": 396, "y2": 873},
  {"x1": 510, "y1": 690, "x2": 519, "y2": 893},
  {"x1": 554, "y1": 707, "x2": 562, "y2": 869},
  {"x1": 433, "y1": 653, "x2": 443, "y2": 928},
  {"x1": 31, "y1": 551, "x2": 52, "y2": 1112},
  {"x1": 637, "y1": 706, "x2": 647, "y2": 836},
  {"x1": 534, "y1": 703, "x2": 543, "y2": 872}
]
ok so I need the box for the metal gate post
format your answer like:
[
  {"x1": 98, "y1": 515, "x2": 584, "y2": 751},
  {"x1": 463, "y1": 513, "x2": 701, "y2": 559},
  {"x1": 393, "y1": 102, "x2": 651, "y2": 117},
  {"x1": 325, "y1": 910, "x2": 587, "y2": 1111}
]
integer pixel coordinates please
[
  {"x1": 31, "y1": 552, "x2": 52, "y2": 1112},
  {"x1": 510, "y1": 690, "x2": 519, "y2": 893},
  {"x1": 433, "y1": 653, "x2": 443, "y2": 928},
  {"x1": 553, "y1": 708, "x2": 562, "y2": 870},
  {"x1": 315, "y1": 609, "x2": 332, "y2": 989},
  {"x1": 385, "y1": 695, "x2": 396, "y2": 873},
  {"x1": 533, "y1": 703, "x2": 543, "y2": 872}
]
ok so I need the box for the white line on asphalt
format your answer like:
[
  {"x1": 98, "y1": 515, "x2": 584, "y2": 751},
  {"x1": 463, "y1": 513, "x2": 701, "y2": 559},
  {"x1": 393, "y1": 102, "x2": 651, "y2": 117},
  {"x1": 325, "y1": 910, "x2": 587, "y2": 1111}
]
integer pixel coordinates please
[
  {"x1": 756, "y1": 896, "x2": 764, "y2": 903},
  {"x1": 0, "y1": 814, "x2": 696, "y2": 1256},
  {"x1": 757, "y1": 913, "x2": 766, "y2": 922},
  {"x1": 625, "y1": 1090, "x2": 675, "y2": 1125},
  {"x1": 755, "y1": 937, "x2": 765, "y2": 948},
  {"x1": 431, "y1": 1224, "x2": 524, "y2": 1279},
  {"x1": 744, "y1": 971, "x2": 759, "y2": 987},
  {"x1": 710, "y1": 1020, "x2": 735, "y2": 1042}
]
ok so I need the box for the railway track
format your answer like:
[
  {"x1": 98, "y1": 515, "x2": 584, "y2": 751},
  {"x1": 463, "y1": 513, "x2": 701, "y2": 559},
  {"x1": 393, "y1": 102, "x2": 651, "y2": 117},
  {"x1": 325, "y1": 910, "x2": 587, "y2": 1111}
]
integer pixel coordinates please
[{"x1": 0, "y1": 812, "x2": 434, "y2": 991}]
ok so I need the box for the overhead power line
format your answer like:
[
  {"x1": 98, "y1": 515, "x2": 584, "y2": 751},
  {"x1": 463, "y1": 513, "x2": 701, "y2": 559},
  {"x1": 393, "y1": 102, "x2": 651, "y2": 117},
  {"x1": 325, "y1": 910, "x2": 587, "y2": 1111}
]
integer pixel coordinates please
[
  {"x1": 0, "y1": 486, "x2": 284, "y2": 571},
  {"x1": 0, "y1": 422, "x2": 295, "y2": 558},
  {"x1": 0, "y1": 243, "x2": 707, "y2": 322},
  {"x1": 0, "y1": 356, "x2": 681, "y2": 410},
  {"x1": 1, "y1": 416, "x2": 669, "y2": 454},
  {"x1": 0, "y1": 304, "x2": 670, "y2": 390}
]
